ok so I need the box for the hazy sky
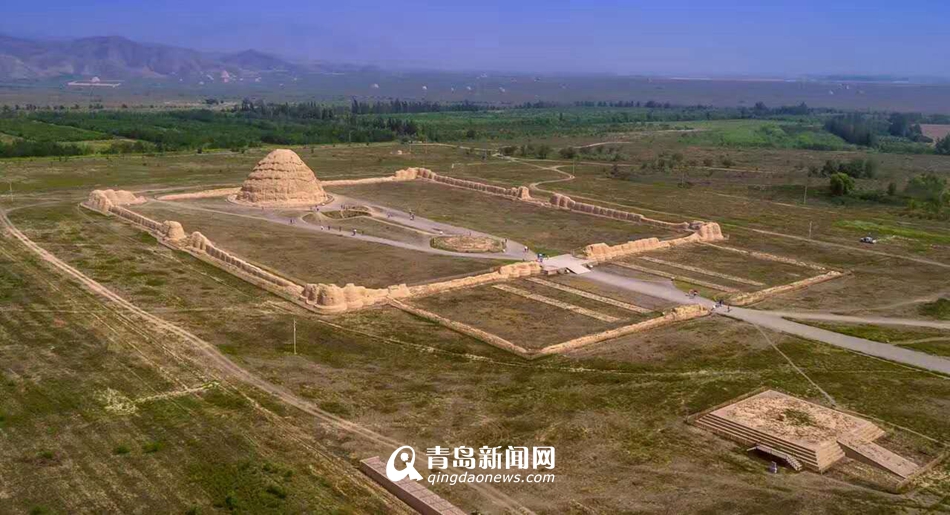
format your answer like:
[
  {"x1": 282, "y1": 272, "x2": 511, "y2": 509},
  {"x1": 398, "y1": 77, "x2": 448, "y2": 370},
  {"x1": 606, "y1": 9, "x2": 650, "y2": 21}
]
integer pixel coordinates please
[{"x1": 1, "y1": 0, "x2": 947, "y2": 76}]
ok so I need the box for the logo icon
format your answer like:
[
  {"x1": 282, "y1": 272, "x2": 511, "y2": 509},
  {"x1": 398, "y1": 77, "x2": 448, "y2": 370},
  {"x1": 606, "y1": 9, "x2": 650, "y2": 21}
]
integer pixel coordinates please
[{"x1": 386, "y1": 445, "x2": 424, "y2": 482}]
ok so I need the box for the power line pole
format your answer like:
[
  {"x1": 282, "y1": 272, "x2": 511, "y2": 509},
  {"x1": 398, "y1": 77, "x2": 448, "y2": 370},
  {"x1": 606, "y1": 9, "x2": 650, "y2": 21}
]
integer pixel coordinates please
[
  {"x1": 803, "y1": 175, "x2": 809, "y2": 205},
  {"x1": 808, "y1": 221, "x2": 813, "y2": 239},
  {"x1": 292, "y1": 318, "x2": 297, "y2": 355}
]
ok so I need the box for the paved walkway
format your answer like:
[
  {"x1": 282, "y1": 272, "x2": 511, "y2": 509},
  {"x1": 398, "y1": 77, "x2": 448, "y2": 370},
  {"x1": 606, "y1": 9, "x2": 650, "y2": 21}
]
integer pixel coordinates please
[
  {"x1": 578, "y1": 269, "x2": 950, "y2": 376},
  {"x1": 760, "y1": 311, "x2": 950, "y2": 331}
]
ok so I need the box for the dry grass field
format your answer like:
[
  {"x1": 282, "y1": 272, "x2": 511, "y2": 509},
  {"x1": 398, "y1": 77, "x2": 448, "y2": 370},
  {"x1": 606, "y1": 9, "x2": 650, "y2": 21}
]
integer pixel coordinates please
[
  {"x1": 332, "y1": 180, "x2": 681, "y2": 255},
  {"x1": 130, "y1": 201, "x2": 491, "y2": 288},
  {"x1": 3, "y1": 125, "x2": 950, "y2": 513}
]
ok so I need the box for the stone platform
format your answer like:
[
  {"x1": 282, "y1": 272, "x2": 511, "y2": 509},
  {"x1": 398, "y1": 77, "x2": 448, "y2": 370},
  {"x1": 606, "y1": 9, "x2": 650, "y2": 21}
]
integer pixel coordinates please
[{"x1": 696, "y1": 390, "x2": 918, "y2": 476}]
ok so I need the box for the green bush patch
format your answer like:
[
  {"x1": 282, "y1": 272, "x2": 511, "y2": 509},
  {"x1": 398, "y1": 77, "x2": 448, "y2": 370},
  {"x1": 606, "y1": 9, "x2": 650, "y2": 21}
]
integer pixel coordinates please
[{"x1": 920, "y1": 298, "x2": 950, "y2": 320}]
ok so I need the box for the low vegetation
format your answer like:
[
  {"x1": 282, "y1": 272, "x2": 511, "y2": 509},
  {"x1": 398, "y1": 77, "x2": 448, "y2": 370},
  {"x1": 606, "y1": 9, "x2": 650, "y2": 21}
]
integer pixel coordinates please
[{"x1": 920, "y1": 298, "x2": 950, "y2": 320}]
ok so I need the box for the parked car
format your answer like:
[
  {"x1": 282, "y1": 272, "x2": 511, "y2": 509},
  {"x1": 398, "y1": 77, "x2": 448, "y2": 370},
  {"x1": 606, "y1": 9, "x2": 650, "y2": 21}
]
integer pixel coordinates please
[{"x1": 859, "y1": 236, "x2": 877, "y2": 244}]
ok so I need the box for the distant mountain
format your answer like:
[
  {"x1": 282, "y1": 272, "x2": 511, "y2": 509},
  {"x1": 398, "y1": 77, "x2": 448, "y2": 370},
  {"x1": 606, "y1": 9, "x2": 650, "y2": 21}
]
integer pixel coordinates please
[
  {"x1": 219, "y1": 49, "x2": 291, "y2": 72},
  {"x1": 0, "y1": 34, "x2": 301, "y2": 80}
]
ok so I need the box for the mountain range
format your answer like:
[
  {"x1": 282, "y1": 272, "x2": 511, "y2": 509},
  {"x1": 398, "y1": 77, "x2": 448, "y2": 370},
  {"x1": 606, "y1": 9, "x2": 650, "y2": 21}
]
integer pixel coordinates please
[{"x1": 0, "y1": 34, "x2": 322, "y2": 80}]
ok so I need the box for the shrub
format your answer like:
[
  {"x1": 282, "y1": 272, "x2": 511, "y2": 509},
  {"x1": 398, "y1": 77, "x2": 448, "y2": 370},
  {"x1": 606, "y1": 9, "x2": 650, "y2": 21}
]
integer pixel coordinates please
[
  {"x1": 919, "y1": 298, "x2": 950, "y2": 320},
  {"x1": 265, "y1": 484, "x2": 288, "y2": 499},
  {"x1": 936, "y1": 134, "x2": 950, "y2": 155},
  {"x1": 829, "y1": 173, "x2": 855, "y2": 196},
  {"x1": 558, "y1": 146, "x2": 577, "y2": 159},
  {"x1": 143, "y1": 441, "x2": 162, "y2": 454},
  {"x1": 113, "y1": 444, "x2": 131, "y2": 455}
]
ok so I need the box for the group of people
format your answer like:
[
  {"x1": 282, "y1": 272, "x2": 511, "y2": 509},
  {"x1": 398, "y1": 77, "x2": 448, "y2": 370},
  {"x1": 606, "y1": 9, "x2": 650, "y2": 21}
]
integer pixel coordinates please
[
  {"x1": 713, "y1": 298, "x2": 732, "y2": 312},
  {"x1": 686, "y1": 289, "x2": 732, "y2": 312}
]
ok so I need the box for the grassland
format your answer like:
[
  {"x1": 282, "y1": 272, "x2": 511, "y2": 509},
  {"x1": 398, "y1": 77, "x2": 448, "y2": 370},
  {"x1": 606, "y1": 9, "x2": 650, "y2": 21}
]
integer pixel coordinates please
[
  {"x1": 9, "y1": 202, "x2": 950, "y2": 512},
  {"x1": 332, "y1": 180, "x2": 680, "y2": 255},
  {"x1": 413, "y1": 281, "x2": 649, "y2": 350},
  {"x1": 639, "y1": 243, "x2": 812, "y2": 287},
  {"x1": 21, "y1": 201, "x2": 492, "y2": 289},
  {"x1": 788, "y1": 320, "x2": 950, "y2": 357},
  {"x1": 0, "y1": 224, "x2": 404, "y2": 514},
  {"x1": 3, "y1": 108, "x2": 950, "y2": 512}
]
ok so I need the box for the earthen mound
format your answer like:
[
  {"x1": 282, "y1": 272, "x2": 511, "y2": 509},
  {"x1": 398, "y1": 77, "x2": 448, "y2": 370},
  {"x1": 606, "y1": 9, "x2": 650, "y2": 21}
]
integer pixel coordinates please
[
  {"x1": 233, "y1": 149, "x2": 328, "y2": 207},
  {"x1": 431, "y1": 235, "x2": 504, "y2": 253}
]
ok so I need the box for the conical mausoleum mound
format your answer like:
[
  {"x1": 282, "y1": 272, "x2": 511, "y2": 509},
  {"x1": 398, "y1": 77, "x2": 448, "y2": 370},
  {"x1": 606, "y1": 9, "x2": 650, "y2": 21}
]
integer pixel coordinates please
[{"x1": 233, "y1": 149, "x2": 328, "y2": 207}]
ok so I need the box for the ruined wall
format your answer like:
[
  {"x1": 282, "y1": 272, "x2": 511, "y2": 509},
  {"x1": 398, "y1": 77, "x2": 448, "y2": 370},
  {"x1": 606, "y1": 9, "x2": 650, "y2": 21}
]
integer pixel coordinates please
[
  {"x1": 157, "y1": 188, "x2": 241, "y2": 201},
  {"x1": 185, "y1": 232, "x2": 304, "y2": 296},
  {"x1": 83, "y1": 190, "x2": 186, "y2": 243},
  {"x1": 322, "y1": 167, "x2": 426, "y2": 187},
  {"x1": 85, "y1": 189, "x2": 146, "y2": 213},
  {"x1": 727, "y1": 271, "x2": 845, "y2": 306},
  {"x1": 583, "y1": 222, "x2": 725, "y2": 261},
  {"x1": 296, "y1": 262, "x2": 540, "y2": 314},
  {"x1": 300, "y1": 282, "x2": 411, "y2": 314},
  {"x1": 584, "y1": 238, "x2": 665, "y2": 261},
  {"x1": 389, "y1": 299, "x2": 534, "y2": 358},
  {"x1": 407, "y1": 262, "x2": 542, "y2": 297},
  {"x1": 111, "y1": 206, "x2": 166, "y2": 234},
  {"x1": 163, "y1": 221, "x2": 186, "y2": 241},
  {"x1": 549, "y1": 193, "x2": 693, "y2": 231},
  {"x1": 83, "y1": 190, "x2": 539, "y2": 316},
  {"x1": 416, "y1": 169, "x2": 533, "y2": 201},
  {"x1": 539, "y1": 304, "x2": 709, "y2": 355}
]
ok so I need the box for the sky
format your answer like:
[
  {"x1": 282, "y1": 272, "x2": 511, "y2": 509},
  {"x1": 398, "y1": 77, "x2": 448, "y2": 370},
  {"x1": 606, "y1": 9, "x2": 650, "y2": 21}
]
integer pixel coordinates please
[{"x1": 1, "y1": 0, "x2": 947, "y2": 77}]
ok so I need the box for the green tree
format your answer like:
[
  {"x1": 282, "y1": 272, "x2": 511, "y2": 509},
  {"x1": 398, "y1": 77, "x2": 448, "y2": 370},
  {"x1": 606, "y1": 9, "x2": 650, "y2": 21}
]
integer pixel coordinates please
[
  {"x1": 821, "y1": 159, "x2": 838, "y2": 176},
  {"x1": 905, "y1": 173, "x2": 949, "y2": 215},
  {"x1": 936, "y1": 135, "x2": 950, "y2": 155},
  {"x1": 829, "y1": 173, "x2": 855, "y2": 196}
]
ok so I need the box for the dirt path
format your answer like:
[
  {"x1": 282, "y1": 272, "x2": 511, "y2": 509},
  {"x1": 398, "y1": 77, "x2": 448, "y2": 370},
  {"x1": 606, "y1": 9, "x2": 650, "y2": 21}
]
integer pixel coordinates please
[
  {"x1": 896, "y1": 337, "x2": 950, "y2": 345},
  {"x1": 0, "y1": 209, "x2": 531, "y2": 514},
  {"x1": 742, "y1": 227, "x2": 950, "y2": 270}
]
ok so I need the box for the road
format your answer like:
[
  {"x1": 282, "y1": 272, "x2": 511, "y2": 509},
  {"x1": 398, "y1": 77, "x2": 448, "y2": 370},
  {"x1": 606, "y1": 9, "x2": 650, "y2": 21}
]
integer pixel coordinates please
[
  {"x1": 762, "y1": 311, "x2": 950, "y2": 330},
  {"x1": 579, "y1": 269, "x2": 950, "y2": 376}
]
